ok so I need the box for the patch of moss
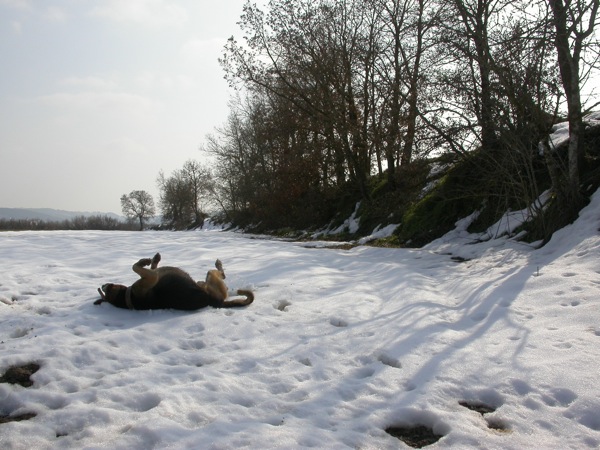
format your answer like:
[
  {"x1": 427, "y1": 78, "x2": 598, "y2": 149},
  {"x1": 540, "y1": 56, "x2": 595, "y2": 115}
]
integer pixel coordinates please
[
  {"x1": 358, "y1": 162, "x2": 432, "y2": 236},
  {"x1": 395, "y1": 169, "x2": 483, "y2": 247}
]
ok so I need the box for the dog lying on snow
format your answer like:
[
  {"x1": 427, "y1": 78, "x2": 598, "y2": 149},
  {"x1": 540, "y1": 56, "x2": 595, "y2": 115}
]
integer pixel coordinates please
[{"x1": 95, "y1": 253, "x2": 253, "y2": 311}]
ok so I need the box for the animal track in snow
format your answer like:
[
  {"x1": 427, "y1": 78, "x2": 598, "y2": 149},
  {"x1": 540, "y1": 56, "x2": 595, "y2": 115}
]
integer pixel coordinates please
[
  {"x1": 179, "y1": 338, "x2": 206, "y2": 350},
  {"x1": 564, "y1": 399, "x2": 600, "y2": 431},
  {"x1": 404, "y1": 384, "x2": 418, "y2": 394},
  {"x1": 459, "y1": 399, "x2": 510, "y2": 433},
  {"x1": 541, "y1": 387, "x2": 577, "y2": 407},
  {"x1": 124, "y1": 392, "x2": 162, "y2": 412},
  {"x1": 298, "y1": 357, "x2": 312, "y2": 367},
  {"x1": 378, "y1": 353, "x2": 402, "y2": 369},
  {"x1": 352, "y1": 366, "x2": 376, "y2": 379},
  {"x1": 184, "y1": 324, "x2": 205, "y2": 334},
  {"x1": 560, "y1": 300, "x2": 581, "y2": 307},
  {"x1": 470, "y1": 312, "x2": 488, "y2": 322},
  {"x1": 589, "y1": 328, "x2": 600, "y2": 336},
  {"x1": 10, "y1": 327, "x2": 32, "y2": 339},
  {"x1": 329, "y1": 317, "x2": 348, "y2": 327},
  {"x1": 276, "y1": 300, "x2": 292, "y2": 311}
]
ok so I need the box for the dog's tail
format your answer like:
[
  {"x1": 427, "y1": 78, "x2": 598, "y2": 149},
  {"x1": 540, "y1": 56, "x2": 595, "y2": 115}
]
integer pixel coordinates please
[{"x1": 220, "y1": 289, "x2": 254, "y2": 308}]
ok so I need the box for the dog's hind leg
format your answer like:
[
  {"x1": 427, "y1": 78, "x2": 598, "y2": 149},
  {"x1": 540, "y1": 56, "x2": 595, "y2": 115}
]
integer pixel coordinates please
[
  {"x1": 215, "y1": 259, "x2": 225, "y2": 279},
  {"x1": 150, "y1": 252, "x2": 161, "y2": 269},
  {"x1": 198, "y1": 259, "x2": 254, "y2": 308},
  {"x1": 197, "y1": 259, "x2": 228, "y2": 301}
]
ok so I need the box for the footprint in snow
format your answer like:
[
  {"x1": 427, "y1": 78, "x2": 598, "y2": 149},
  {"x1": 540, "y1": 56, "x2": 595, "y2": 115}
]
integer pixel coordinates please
[
  {"x1": 124, "y1": 392, "x2": 162, "y2": 412},
  {"x1": 298, "y1": 357, "x2": 312, "y2": 367},
  {"x1": 10, "y1": 327, "x2": 32, "y2": 339},
  {"x1": 540, "y1": 387, "x2": 577, "y2": 407},
  {"x1": 330, "y1": 317, "x2": 348, "y2": 327},
  {"x1": 470, "y1": 312, "x2": 488, "y2": 322},
  {"x1": 276, "y1": 300, "x2": 292, "y2": 311},
  {"x1": 459, "y1": 399, "x2": 510, "y2": 433},
  {"x1": 378, "y1": 353, "x2": 402, "y2": 369},
  {"x1": 560, "y1": 300, "x2": 581, "y2": 307},
  {"x1": 353, "y1": 366, "x2": 376, "y2": 379},
  {"x1": 179, "y1": 338, "x2": 206, "y2": 350}
]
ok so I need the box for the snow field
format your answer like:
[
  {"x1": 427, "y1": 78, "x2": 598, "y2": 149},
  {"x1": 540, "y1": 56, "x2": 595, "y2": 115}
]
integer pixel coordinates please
[{"x1": 1, "y1": 191, "x2": 600, "y2": 448}]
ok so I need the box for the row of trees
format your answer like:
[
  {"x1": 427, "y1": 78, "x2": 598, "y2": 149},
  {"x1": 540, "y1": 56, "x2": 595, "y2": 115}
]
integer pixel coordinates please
[
  {"x1": 120, "y1": 160, "x2": 215, "y2": 230},
  {"x1": 156, "y1": 160, "x2": 214, "y2": 229},
  {"x1": 1, "y1": 163, "x2": 213, "y2": 232},
  {"x1": 0, "y1": 215, "x2": 133, "y2": 231},
  {"x1": 206, "y1": 0, "x2": 598, "y2": 229}
]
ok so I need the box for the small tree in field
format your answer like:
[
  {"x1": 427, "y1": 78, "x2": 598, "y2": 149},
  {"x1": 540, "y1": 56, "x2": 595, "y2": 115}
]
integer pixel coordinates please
[{"x1": 120, "y1": 190, "x2": 156, "y2": 230}]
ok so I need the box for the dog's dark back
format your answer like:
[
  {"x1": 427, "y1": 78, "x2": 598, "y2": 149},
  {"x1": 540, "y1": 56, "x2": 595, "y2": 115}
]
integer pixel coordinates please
[{"x1": 133, "y1": 267, "x2": 220, "y2": 311}]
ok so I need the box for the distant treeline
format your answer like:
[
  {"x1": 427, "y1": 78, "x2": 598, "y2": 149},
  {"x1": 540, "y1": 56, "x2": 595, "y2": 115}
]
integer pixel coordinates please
[{"x1": 0, "y1": 215, "x2": 137, "y2": 231}]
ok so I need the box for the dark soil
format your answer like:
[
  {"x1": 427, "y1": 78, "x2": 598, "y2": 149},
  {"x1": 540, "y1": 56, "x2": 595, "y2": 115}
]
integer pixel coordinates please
[
  {"x1": 459, "y1": 401, "x2": 511, "y2": 432},
  {"x1": 0, "y1": 363, "x2": 40, "y2": 425},
  {"x1": 0, "y1": 363, "x2": 40, "y2": 387},
  {"x1": 0, "y1": 412, "x2": 37, "y2": 424},
  {"x1": 385, "y1": 425, "x2": 444, "y2": 448},
  {"x1": 458, "y1": 400, "x2": 496, "y2": 415}
]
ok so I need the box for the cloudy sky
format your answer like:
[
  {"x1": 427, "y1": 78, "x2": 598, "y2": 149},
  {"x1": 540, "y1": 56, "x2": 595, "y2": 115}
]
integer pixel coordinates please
[{"x1": 0, "y1": 0, "x2": 251, "y2": 214}]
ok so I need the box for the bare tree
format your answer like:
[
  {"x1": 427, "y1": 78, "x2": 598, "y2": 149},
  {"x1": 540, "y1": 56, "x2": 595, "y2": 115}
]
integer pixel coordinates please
[
  {"x1": 181, "y1": 160, "x2": 213, "y2": 227},
  {"x1": 120, "y1": 190, "x2": 155, "y2": 230},
  {"x1": 222, "y1": 0, "x2": 380, "y2": 200},
  {"x1": 547, "y1": 0, "x2": 599, "y2": 204},
  {"x1": 157, "y1": 161, "x2": 214, "y2": 229}
]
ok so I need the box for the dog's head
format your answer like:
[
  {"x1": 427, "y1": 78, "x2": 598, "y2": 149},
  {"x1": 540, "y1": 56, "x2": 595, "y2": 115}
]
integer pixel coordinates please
[{"x1": 95, "y1": 283, "x2": 128, "y2": 308}]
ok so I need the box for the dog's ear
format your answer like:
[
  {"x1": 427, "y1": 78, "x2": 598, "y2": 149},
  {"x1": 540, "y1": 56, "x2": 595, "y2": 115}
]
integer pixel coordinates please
[{"x1": 100, "y1": 284, "x2": 128, "y2": 308}]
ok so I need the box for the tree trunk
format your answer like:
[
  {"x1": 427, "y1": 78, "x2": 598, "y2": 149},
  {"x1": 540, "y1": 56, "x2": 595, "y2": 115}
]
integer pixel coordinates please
[
  {"x1": 400, "y1": 0, "x2": 425, "y2": 167},
  {"x1": 548, "y1": 0, "x2": 587, "y2": 204}
]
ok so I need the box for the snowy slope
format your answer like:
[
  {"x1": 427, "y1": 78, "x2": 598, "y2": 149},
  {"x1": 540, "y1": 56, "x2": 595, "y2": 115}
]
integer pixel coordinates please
[{"x1": 1, "y1": 192, "x2": 600, "y2": 449}]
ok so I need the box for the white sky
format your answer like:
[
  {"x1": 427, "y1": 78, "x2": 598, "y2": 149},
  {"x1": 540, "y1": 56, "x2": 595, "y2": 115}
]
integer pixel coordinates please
[{"x1": 0, "y1": 0, "x2": 250, "y2": 214}]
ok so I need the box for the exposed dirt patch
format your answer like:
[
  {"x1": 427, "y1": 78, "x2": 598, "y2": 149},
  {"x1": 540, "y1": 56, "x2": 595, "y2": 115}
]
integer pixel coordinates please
[
  {"x1": 0, "y1": 363, "x2": 40, "y2": 387},
  {"x1": 485, "y1": 417, "x2": 511, "y2": 433},
  {"x1": 301, "y1": 242, "x2": 357, "y2": 250},
  {"x1": 0, "y1": 412, "x2": 37, "y2": 424},
  {"x1": 459, "y1": 400, "x2": 511, "y2": 433},
  {"x1": 459, "y1": 400, "x2": 496, "y2": 415},
  {"x1": 385, "y1": 425, "x2": 444, "y2": 448},
  {"x1": 0, "y1": 363, "x2": 40, "y2": 426},
  {"x1": 450, "y1": 256, "x2": 471, "y2": 263}
]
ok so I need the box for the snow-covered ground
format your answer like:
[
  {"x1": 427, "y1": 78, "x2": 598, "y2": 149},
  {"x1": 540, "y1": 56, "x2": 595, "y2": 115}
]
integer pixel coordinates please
[{"x1": 1, "y1": 192, "x2": 600, "y2": 449}]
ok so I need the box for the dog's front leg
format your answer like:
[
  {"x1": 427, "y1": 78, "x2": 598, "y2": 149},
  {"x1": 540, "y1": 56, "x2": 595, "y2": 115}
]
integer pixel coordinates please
[{"x1": 132, "y1": 257, "x2": 159, "y2": 285}]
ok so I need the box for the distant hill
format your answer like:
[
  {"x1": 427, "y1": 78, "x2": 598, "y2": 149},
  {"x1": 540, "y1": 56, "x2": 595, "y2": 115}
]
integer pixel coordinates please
[{"x1": 0, "y1": 208, "x2": 124, "y2": 222}]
